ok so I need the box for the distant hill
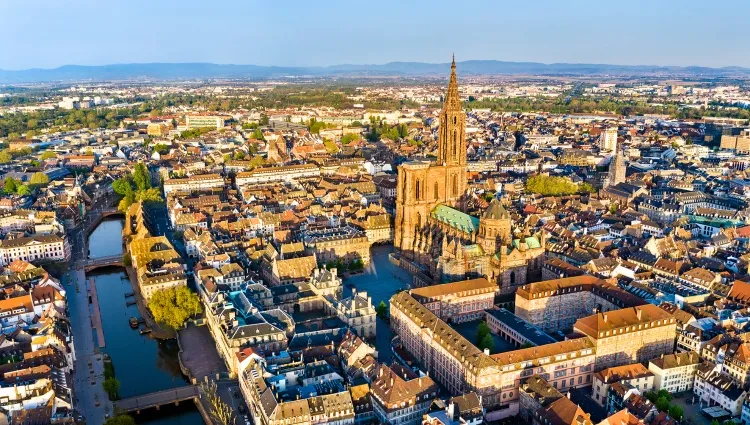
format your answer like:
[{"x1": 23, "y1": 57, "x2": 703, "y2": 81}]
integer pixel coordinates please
[{"x1": 2, "y1": 60, "x2": 749, "y2": 83}]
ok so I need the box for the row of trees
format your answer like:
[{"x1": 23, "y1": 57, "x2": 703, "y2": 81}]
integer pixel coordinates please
[
  {"x1": 113, "y1": 163, "x2": 162, "y2": 212},
  {"x1": 643, "y1": 390, "x2": 683, "y2": 420},
  {"x1": 525, "y1": 175, "x2": 596, "y2": 197},
  {"x1": 148, "y1": 286, "x2": 202, "y2": 331},
  {"x1": 476, "y1": 322, "x2": 495, "y2": 353},
  {"x1": 3, "y1": 173, "x2": 49, "y2": 196}
]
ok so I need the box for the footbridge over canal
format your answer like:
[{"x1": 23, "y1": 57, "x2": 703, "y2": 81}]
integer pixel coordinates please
[{"x1": 113, "y1": 385, "x2": 198, "y2": 414}]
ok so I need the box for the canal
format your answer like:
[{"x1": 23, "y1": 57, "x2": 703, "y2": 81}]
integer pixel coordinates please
[
  {"x1": 342, "y1": 244, "x2": 412, "y2": 362},
  {"x1": 87, "y1": 218, "x2": 203, "y2": 424}
]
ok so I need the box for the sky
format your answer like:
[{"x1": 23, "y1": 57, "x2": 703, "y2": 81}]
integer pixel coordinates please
[{"x1": 2, "y1": 0, "x2": 749, "y2": 70}]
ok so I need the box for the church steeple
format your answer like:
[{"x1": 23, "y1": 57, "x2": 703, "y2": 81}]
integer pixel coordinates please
[{"x1": 438, "y1": 55, "x2": 466, "y2": 166}]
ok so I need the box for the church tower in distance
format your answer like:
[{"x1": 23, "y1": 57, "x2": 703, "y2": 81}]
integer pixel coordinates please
[{"x1": 394, "y1": 56, "x2": 468, "y2": 252}]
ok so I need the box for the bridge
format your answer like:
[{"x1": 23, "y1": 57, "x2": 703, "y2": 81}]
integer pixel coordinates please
[
  {"x1": 113, "y1": 385, "x2": 199, "y2": 413},
  {"x1": 84, "y1": 207, "x2": 122, "y2": 235},
  {"x1": 79, "y1": 254, "x2": 125, "y2": 271}
]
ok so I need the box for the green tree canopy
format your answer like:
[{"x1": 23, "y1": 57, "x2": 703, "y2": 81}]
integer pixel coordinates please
[
  {"x1": 153, "y1": 143, "x2": 170, "y2": 154},
  {"x1": 476, "y1": 322, "x2": 491, "y2": 346},
  {"x1": 102, "y1": 377, "x2": 120, "y2": 400},
  {"x1": 40, "y1": 150, "x2": 57, "y2": 160},
  {"x1": 132, "y1": 162, "x2": 151, "y2": 191},
  {"x1": 668, "y1": 405, "x2": 683, "y2": 420},
  {"x1": 148, "y1": 286, "x2": 202, "y2": 331},
  {"x1": 655, "y1": 397, "x2": 670, "y2": 413},
  {"x1": 478, "y1": 334, "x2": 495, "y2": 353},
  {"x1": 0, "y1": 150, "x2": 11, "y2": 164},
  {"x1": 376, "y1": 301, "x2": 388, "y2": 318},
  {"x1": 16, "y1": 184, "x2": 30, "y2": 196},
  {"x1": 4, "y1": 177, "x2": 18, "y2": 194},
  {"x1": 525, "y1": 175, "x2": 586, "y2": 196},
  {"x1": 104, "y1": 414, "x2": 136, "y2": 425},
  {"x1": 29, "y1": 172, "x2": 49, "y2": 187}
]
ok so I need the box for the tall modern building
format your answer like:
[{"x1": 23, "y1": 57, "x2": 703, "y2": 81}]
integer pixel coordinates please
[
  {"x1": 601, "y1": 127, "x2": 618, "y2": 152},
  {"x1": 394, "y1": 56, "x2": 468, "y2": 252}
]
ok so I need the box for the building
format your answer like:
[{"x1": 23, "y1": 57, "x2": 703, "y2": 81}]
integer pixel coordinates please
[
  {"x1": 163, "y1": 174, "x2": 224, "y2": 195},
  {"x1": 336, "y1": 290, "x2": 377, "y2": 339},
  {"x1": 601, "y1": 127, "x2": 618, "y2": 152},
  {"x1": 185, "y1": 115, "x2": 225, "y2": 130},
  {"x1": 408, "y1": 278, "x2": 497, "y2": 324},
  {"x1": 370, "y1": 364, "x2": 438, "y2": 425},
  {"x1": 394, "y1": 56, "x2": 467, "y2": 254},
  {"x1": 573, "y1": 304, "x2": 677, "y2": 370},
  {"x1": 592, "y1": 363, "x2": 654, "y2": 407},
  {"x1": 235, "y1": 164, "x2": 320, "y2": 187},
  {"x1": 128, "y1": 235, "x2": 187, "y2": 300},
  {"x1": 0, "y1": 234, "x2": 69, "y2": 266},
  {"x1": 720, "y1": 134, "x2": 750, "y2": 154},
  {"x1": 605, "y1": 140, "x2": 626, "y2": 188},
  {"x1": 519, "y1": 375, "x2": 563, "y2": 423},
  {"x1": 694, "y1": 362, "x2": 747, "y2": 417},
  {"x1": 647, "y1": 351, "x2": 700, "y2": 393},
  {"x1": 422, "y1": 393, "x2": 484, "y2": 425},
  {"x1": 515, "y1": 275, "x2": 646, "y2": 334},
  {"x1": 304, "y1": 227, "x2": 371, "y2": 266}
]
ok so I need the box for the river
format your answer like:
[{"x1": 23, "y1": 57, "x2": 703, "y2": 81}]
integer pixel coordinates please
[{"x1": 86, "y1": 218, "x2": 203, "y2": 424}]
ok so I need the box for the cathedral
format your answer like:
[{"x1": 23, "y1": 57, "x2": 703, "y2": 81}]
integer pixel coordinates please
[{"x1": 394, "y1": 57, "x2": 546, "y2": 293}]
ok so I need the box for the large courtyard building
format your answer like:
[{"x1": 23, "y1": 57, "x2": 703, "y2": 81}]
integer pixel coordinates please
[{"x1": 514, "y1": 276, "x2": 646, "y2": 333}]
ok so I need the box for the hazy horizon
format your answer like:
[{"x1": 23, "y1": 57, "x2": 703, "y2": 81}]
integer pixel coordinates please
[{"x1": 3, "y1": 0, "x2": 749, "y2": 70}]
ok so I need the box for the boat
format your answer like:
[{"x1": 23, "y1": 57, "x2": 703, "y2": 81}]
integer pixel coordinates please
[
  {"x1": 129, "y1": 317, "x2": 139, "y2": 329},
  {"x1": 139, "y1": 328, "x2": 152, "y2": 335}
]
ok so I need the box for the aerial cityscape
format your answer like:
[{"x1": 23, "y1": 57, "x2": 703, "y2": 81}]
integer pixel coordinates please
[{"x1": 3, "y1": 2, "x2": 750, "y2": 425}]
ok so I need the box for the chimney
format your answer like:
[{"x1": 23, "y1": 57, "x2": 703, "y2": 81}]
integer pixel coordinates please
[
  {"x1": 567, "y1": 392, "x2": 571, "y2": 399},
  {"x1": 603, "y1": 314, "x2": 608, "y2": 323},
  {"x1": 636, "y1": 307, "x2": 642, "y2": 320},
  {"x1": 484, "y1": 348, "x2": 490, "y2": 355}
]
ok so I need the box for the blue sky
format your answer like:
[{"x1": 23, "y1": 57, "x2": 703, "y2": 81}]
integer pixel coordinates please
[{"x1": 2, "y1": 0, "x2": 749, "y2": 69}]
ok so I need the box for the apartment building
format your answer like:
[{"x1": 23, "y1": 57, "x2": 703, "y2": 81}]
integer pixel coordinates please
[
  {"x1": 304, "y1": 227, "x2": 371, "y2": 266},
  {"x1": 0, "y1": 234, "x2": 68, "y2": 266},
  {"x1": 389, "y1": 291, "x2": 503, "y2": 407},
  {"x1": 370, "y1": 364, "x2": 438, "y2": 425},
  {"x1": 648, "y1": 351, "x2": 700, "y2": 393},
  {"x1": 592, "y1": 363, "x2": 654, "y2": 407},
  {"x1": 491, "y1": 338, "x2": 596, "y2": 417},
  {"x1": 515, "y1": 275, "x2": 645, "y2": 333},
  {"x1": 185, "y1": 115, "x2": 225, "y2": 130},
  {"x1": 694, "y1": 362, "x2": 747, "y2": 417},
  {"x1": 409, "y1": 278, "x2": 497, "y2": 324},
  {"x1": 129, "y1": 235, "x2": 187, "y2": 300},
  {"x1": 163, "y1": 173, "x2": 224, "y2": 195},
  {"x1": 236, "y1": 164, "x2": 320, "y2": 187},
  {"x1": 573, "y1": 304, "x2": 677, "y2": 370}
]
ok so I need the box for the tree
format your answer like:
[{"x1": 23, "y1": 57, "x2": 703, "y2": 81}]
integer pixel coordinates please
[
  {"x1": 644, "y1": 391, "x2": 658, "y2": 403},
  {"x1": 525, "y1": 175, "x2": 580, "y2": 196},
  {"x1": 153, "y1": 143, "x2": 170, "y2": 154},
  {"x1": 476, "y1": 322, "x2": 491, "y2": 346},
  {"x1": 0, "y1": 150, "x2": 11, "y2": 164},
  {"x1": 16, "y1": 184, "x2": 30, "y2": 196},
  {"x1": 112, "y1": 177, "x2": 133, "y2": 196},
  {"x1": 136, "y1": 187, "x2": 163, "y2": 204},
  {"x1": 478, "y1": 334, "x2": 495, "y2": 353},
  {"x1": 29, "y1": 172, "x2": 49, "y2": 187},
  {"x1": 104, "y1": 415, "x2": 136, "y2": 425},
  {"x1": 656, "y1": 389, "x2": 672, "y2": 402},
  {"x1": 40, "y1": 150, "x2": 57, "y2": 160},
  {"x1": 117, "y1": 191, "x2": 136, "y2": 213},
  {"x1": 102, "y1": 377, "x2": 120, "y2": 400},
  {"x1": 668, "y1": 405, "x2": 683, "y2": 420},
  {"x1": 655, "y1": 397, "x2": 670, "y2": 413},
  {"x1": 578, "y1": 182, "x2": 596, "y2": 194},
  {"x1": 376, "y1": 301, "x2": 388, "y2": 318},
  {"x1": 341, "y1": 133, "x2": 358, "y2": 144},
  {"x1": 233, "y1": 151, "x2": 246, "y2": 160},
  {"x1": 323, "y1": 139, "x2": 339, "y2": 154},
  {"x1": 132, "y1": 162, "x2": 151, "y2": 191},
  {"x1": 148, "y1": 286, "x2": 202, "y2": 331},
  {"x1": 200, "y1": 380, "x2": 235, "y2": 425},
  {"x1": 251, "y1": 128, "x2": 264, "y2": 140},
  {"x1": 4, "y1": 177, "x2": 17, "y2": 194}
]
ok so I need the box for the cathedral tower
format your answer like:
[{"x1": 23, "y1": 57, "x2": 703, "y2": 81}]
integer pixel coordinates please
[{"x1": 394, "y1": 56, "x2": 468, "y2": 252}]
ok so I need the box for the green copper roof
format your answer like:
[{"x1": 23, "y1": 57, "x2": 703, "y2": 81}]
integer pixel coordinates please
[
  {"x1": 688, "y1": 215, "x2": 742, "y2": 229},
  {"x1": 513, "y1": 237, "x2": 541, "y2": 250},
  {"x1": 431, "y1": 204, "x2": 479, "y2": 234}
]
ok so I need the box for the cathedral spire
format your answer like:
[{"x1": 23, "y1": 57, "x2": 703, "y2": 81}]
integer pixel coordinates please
[{"x1": 437, "y1": 55, "x2": 466, "y2": 167}]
